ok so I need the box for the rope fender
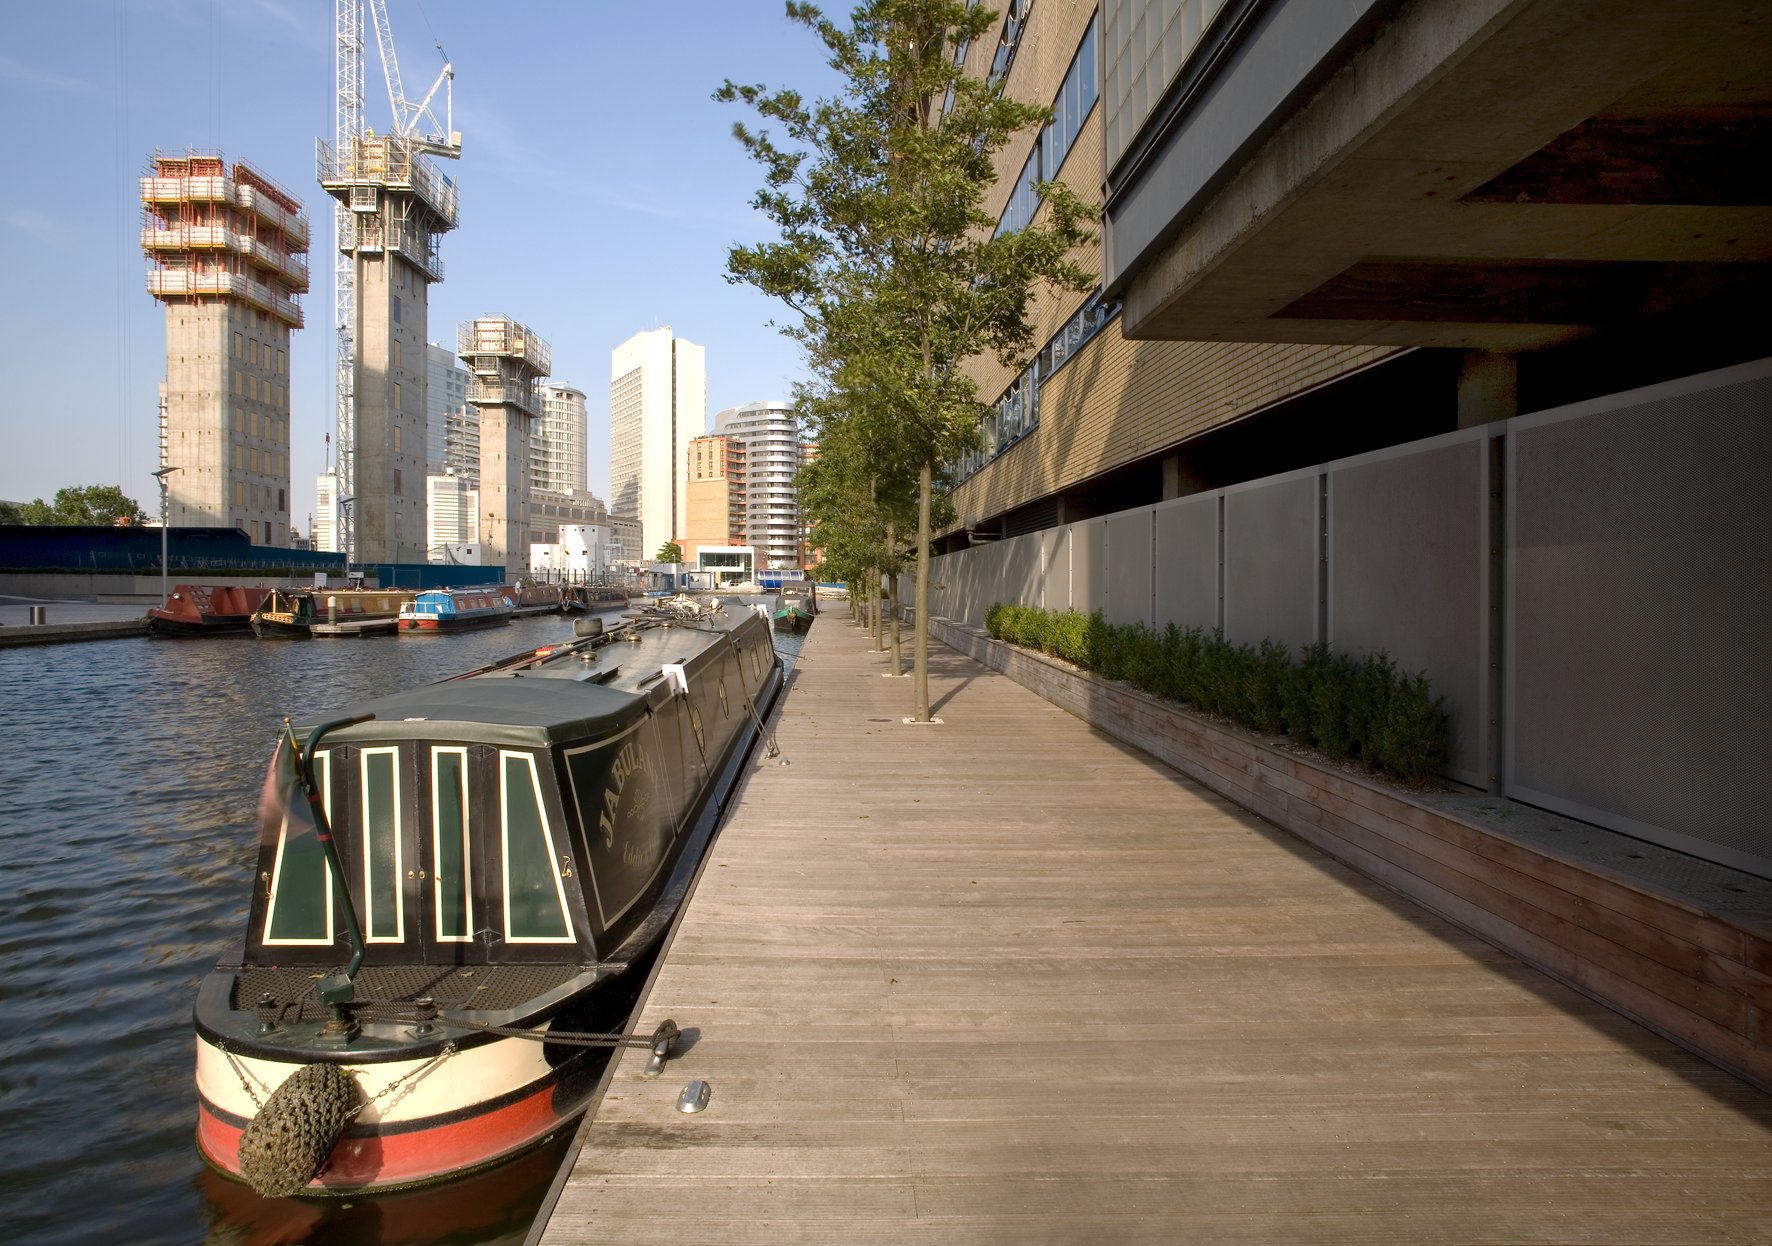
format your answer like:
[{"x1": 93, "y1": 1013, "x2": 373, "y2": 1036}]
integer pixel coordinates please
[{"x1": 236, "y1": 1062, "x2": 361, "y2": 1199}]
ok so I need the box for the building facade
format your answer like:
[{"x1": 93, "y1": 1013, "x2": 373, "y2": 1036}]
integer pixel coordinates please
[
  {"x1": 425, "y1": 469, "x2": 478, "y2": 559},
  {"x1": 713, "y1": 401, "x2": 810, "y2": 570},
  {"x1": 141, "y1": 151, "x2": 308, "y2": 546},
  {"x1": 680, "y1": 434, "x2": 746, "y2": 566},
  {"x1": 609, "y1": 327, "x2": 706, "y2": 560},
  {"x1": 932, "y1": 1, "x2": 1771, "y2": 878},
  {"x1": 426, "y1": 343, "x2": 471, "y2": 477},
  {"x1": 534, "y1": 383, "x2": 589, "y2": 500}
]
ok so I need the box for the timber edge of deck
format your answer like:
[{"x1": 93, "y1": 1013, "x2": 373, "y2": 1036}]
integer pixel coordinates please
[{"x1": 931, "y1": 614, "x2": 1772, "y2": 1095}]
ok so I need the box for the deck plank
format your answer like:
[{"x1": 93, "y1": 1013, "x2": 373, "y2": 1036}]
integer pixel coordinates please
[{"x1": 535, "y1": 610, "x2": 1772, "y2": 1245}]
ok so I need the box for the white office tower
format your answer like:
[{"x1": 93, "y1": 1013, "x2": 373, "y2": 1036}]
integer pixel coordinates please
[
  {"x1": 426, "y1": 469, "x2": 478, "y2": 560},
  {"x1": 534, "y1": 383, "x2": 588, "y2": 498},
  {"x1": 715, "y1": 400, "x2": 808, "y2": 570},
  {"x1": 609, "y1": 327, "x2": 706, "y2": 559},
  {"x1": 314, "y1": 472, "x2": 341, "y2": 554}
]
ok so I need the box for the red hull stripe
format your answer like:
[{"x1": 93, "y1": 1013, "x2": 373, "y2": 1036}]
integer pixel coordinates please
[{"x1": 197, "y1": 1079, "x2": 572, "y2": 1191}]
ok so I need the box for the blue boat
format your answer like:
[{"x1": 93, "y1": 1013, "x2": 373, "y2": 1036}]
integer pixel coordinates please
[{"x1": 397, "y1": 587, "x2": 515, "y2": 633}]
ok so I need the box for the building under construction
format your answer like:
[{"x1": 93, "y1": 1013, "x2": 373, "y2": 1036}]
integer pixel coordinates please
[
  {"x1": 317, "y1": 133, "x2": 458, "y2": 563},
  {"x1": 459, "y1": 315, "x2": 551, "y2": 569},
  {"x1": 141, "y1": 151, "x2": 309, "y2": 546}
]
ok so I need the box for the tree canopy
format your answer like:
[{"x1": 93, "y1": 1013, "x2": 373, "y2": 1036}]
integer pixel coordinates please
[
  {"x1": 15, "y1": 485, "x2": 148, "y2": 527},
  {"x1": 722, "y1": 0, "x2": 1095, "y2": 717},
  {"x1": 656, "y1": 540, "x2": 684, "y2": 564}
]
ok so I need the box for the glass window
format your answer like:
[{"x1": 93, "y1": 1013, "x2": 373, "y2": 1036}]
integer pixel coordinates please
[
  {"x1": 360, "y1": 747, "x2": 404, "y2": 942},
  {"x1": 263, "y1": 746, "x2": 334, "y2": 945},
  {"x1": 501, "y1": 751, "x2": 574, "y2": 942},
  {"x1": 432, "y1": 748, "x2": 473, "y2": 941}
]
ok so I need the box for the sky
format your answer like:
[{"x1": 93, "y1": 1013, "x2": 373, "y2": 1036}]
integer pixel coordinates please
[{"x1": 0, "y1": 0, "x2": 840, "y2": 526}]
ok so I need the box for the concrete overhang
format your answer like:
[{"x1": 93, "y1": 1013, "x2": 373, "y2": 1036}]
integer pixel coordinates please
[{"x1": 1106, "y1": 0, "x2": 1772, "y2": 350}]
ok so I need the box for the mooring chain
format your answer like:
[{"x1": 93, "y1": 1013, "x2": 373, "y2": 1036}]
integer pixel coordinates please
[
  {"x1": 344, "y1": 1042, "x2": 457, "y2": 1120},
  {"x1": 223, "y1": 1046, "x2": 272, "y2": 1112}
]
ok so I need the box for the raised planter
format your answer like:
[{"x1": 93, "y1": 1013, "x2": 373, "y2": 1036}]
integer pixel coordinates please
[{"x1": 932, "y1": 614, "x2": 1772, "y2": 1093}]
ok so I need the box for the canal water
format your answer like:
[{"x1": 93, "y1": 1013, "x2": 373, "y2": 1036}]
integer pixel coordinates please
[{"x1": 0, "y1": 608, "x2": 807, "y2": 1246}]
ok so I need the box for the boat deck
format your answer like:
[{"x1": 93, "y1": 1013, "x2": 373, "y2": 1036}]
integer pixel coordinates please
[{"x1": 534, "y1": 608, "x2": 1772, "y2": 1245}]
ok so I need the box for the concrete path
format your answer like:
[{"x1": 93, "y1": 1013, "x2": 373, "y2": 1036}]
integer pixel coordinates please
[{"x1": 535, "y1": 608, "x2": 1772, "y2": 1244}]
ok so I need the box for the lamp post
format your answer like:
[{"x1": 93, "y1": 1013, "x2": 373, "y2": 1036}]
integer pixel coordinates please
[{"x1": 152, "y1": 466, "x2": 179, "y2": 606}]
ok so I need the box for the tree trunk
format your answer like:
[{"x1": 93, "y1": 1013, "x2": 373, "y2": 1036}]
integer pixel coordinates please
[
  {"x1": 914, "y1": 458, "x2": 931, "y2": 720},
  {"x1": 886, "y1": 518, "x2": 902, "y2": 675},
  {"x1": 872, "y1": 571, "x2": 884, "y2": 651}
]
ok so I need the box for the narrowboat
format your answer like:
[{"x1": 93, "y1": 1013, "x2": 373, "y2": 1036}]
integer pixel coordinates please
[
  {"x1": 194, "y1": 605, "x2": 784, "y2": 1196},
  {"x1": 398, "y1": 587, "x2": 515, "y2": 632},
  {"x1": 503, "y1": 581, "x2": 567, "y2": 618},
  {"x1": 251, "y1": 588, "x2": 415, "y2": 638},
  {"x1": 147, "y1": 585, "x2": 272, "y2": 637},
  {"x1": 772, "y1": 584, "x2": 817, "y2": 634}
]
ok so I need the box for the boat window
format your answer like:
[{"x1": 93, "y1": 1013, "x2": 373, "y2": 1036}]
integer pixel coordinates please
[
  {"x1": 263, "y1": 746, "x2": 334, "y2": 945},
  {"x1": 431, "y1": 747, "x2": 474, "y2": 942},
  {"x1": 360, "y1": 746, "x2": 405, "y2": 942},
  {"x1": 500, "y1": 751, "x2": 575, "y2": 943}
]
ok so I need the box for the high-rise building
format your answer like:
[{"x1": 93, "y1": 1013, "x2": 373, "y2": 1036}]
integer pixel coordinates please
[
  {"x1": 714, "y1": 401, "x2": 810, "y2": 570},
  {"x1": 609, "y1": 327, "x2": 706, "y2": 559},
  {"x1": 313, "y1": 472, "x2": 340, "y2": 558},
  {"x1": 460, "y1": 315, "x2": 550, "y2": 569},
  {"x1": 426, "y1": 469, "x2": 478, "y2": 559},
  {"x1": 141, "y1": 151, "x2": 309, "y2": 546},
  {"x1": 426, "y1": 343, "x2": 470, "y2": 476},
  {"x1": 680, "y1": 434, "x2": 745, "y2": 564},
  {"x1": 534, "y1": 383, "x2": 588, "y2": 498},
  {"x1": 318, "y1": 133, "x2": 459, "y2": 563}
]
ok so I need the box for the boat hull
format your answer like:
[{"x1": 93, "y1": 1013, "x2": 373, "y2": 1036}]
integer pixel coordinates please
[
  {"x1": 398, "y1": 611, "x2": 512, "y2": 632},
  {"x1": 194, "y1": 1026, "x2": 606, "y2": 1193}
]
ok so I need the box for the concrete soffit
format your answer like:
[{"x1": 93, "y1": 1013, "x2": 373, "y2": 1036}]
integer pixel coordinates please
[{"x1": 1112, "y1": 0, "x2": 1772, "y2": 350}]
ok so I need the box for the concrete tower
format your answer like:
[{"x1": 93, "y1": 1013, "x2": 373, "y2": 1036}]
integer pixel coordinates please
[
  {"x1": 141, "y1": 152, "x2": 309, "y2": 545},
  {"x1": 460, "y1": 316, "x2": 550, "y2": 570},
  {"x1": 609, "y1": 327, "x2": 706, "y2": 559},
  {"x1": 318, "y1": 135, "x2": 459, "y2": 563}
]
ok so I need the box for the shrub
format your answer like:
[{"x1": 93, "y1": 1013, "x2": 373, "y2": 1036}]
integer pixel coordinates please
[{"x1": 985, "y1": 603, "x2": 1449, "y2": 787}]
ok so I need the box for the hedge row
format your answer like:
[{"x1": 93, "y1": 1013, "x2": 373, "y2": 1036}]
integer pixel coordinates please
[{"x1": 984, "y1": 604, "x2": 1449, "y2": 786}]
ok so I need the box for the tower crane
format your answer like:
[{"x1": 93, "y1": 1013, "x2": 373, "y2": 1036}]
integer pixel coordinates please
[{"x1": 329, "y1": 0, "x2": 460, "y2": 562}]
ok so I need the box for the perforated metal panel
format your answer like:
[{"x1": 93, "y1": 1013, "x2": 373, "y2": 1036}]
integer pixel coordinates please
[
  {"x1": 1330, "y1": 432, "x2": 1489, "y2": 787},
  {"x1": 1070, "y1": 519, "x2": 1109, "y2": 615},
  {"x1": 1105, "y1": 511, "x2": 1155, "y2": 626},
  {"x1": 1225, "y1": 474, "x2": 1319, "y2": 650},
  {"x1": 1154, "y1": 494, "x2": 1220, "y2": 632},
  {"x1": 1506, "y1": 360, "x2": 1772, "y2": 877}
]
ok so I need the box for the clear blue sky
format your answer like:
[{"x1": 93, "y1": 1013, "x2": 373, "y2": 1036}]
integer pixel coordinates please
[{"x1": 0, "y1": 0, "x2": 838, "y2": 526}]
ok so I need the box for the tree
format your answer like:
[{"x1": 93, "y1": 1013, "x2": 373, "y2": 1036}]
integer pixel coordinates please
[
  {"x1": 656, "y1": 540, "x2": 684, "y2": 564},
  {"x1": 0, "y1": 500, "x2": 21, "y2": 524},
  {"x1": 17, "y1": 485, "x2": 148, "y2": 526},
  {"x1": 721, "y1": 0, "x2": 1094, "y2": 719}
]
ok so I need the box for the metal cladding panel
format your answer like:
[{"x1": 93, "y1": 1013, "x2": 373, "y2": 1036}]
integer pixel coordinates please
[
  {"x1": 1154, "y1": 494, "x2": 1220, "y2": 633},
  {"x1": 1224, "y1": 474, "x2": 1319, "y2": 651},
  {"x1": 1329, "y1": 432, "x2": 1489, "y2": 788},
  {"x1": 1070, "y1": 519, "x2": 1110, "y2": 616},
  {"x1": 1506, "y1": 359, "x2": 1772, "y2": 878},
  {"x1": 1001, "y1": 532, "x2": 1044, "y2": 613},
  {"x1": 1043, "y1": 525, "x2": 1072, "y2": 611},
  {"x1": 1105, "y1": 511, "x2": 1155, "y2": 626}
]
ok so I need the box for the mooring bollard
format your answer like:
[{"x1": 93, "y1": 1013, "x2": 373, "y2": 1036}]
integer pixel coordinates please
[{"x1": 28, "y1": 606, "x2": 46, "y2": 626}]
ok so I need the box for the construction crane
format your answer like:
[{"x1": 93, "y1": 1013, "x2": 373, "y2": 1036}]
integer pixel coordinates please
[{"x1": 328, "y1": 0, "x2": 460, "y2": 561}]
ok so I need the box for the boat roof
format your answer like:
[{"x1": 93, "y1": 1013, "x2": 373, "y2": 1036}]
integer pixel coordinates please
[{"x1": 315, "y1": 677, "x2": 644, "y2": 749}]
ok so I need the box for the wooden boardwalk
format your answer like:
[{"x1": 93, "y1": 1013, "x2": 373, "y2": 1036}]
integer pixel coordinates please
[{"x1": 535, "y1": 611, "x2": 1772, "y2": 1245}]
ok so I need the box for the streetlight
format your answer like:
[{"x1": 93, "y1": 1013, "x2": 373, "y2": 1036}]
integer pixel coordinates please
[{"x1": 152, "y1": 466, "x2": 180, "y2": 607}]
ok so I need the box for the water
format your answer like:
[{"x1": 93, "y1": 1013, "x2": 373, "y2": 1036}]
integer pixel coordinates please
[{"x1": 0, "y1": 609, "x2": 806, "y2": 1246}]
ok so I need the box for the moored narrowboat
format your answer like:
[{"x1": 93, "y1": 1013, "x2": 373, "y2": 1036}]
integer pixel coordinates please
[
  {"x1": 147, "y1": 585, "x2": 272, "y2": 637},
  {"x1": 252, "y1": 588, "x2": 415, "y2": 638},
  {"x1": 398, "y1": 587, "x2": 515, "y2": 632},
  {"x1": 194, "y1": 605, "x2": 783, "y2": 1195}
]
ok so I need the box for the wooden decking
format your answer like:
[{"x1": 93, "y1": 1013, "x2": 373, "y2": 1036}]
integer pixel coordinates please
[{"x1": 534, "y1": 610, "x2": 1772, "y2": 1245}]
